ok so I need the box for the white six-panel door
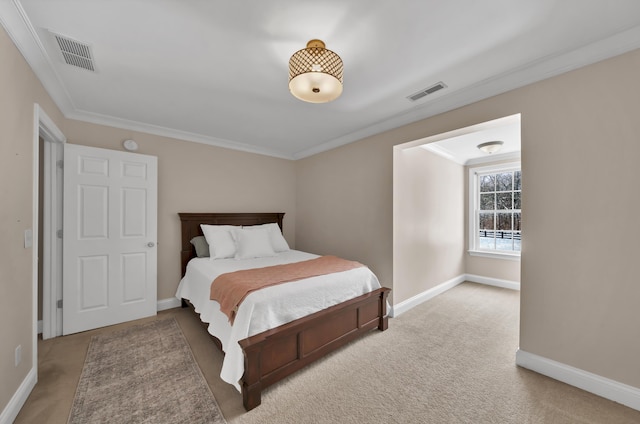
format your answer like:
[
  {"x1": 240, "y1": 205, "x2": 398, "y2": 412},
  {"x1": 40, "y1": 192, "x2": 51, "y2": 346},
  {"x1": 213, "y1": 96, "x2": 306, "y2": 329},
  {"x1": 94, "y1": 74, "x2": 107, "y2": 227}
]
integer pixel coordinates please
[{"x1": 63, "y1": 144, "x2": 157, "y2": 335}]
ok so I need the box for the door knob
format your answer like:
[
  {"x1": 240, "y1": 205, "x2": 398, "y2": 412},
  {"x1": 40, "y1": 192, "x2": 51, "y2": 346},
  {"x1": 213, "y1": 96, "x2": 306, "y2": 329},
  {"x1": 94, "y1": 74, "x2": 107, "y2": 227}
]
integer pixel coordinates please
[{"x1": 147, "y1": 242, "x2": 155, "y2": 247}]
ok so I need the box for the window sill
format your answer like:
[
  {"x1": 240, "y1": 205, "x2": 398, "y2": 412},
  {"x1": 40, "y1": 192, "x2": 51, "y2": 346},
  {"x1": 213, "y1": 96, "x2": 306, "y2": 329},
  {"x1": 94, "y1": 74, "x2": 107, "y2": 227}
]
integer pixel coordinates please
[{"x1": 468, "y1": 250, "x2": 521, "y2": 261}]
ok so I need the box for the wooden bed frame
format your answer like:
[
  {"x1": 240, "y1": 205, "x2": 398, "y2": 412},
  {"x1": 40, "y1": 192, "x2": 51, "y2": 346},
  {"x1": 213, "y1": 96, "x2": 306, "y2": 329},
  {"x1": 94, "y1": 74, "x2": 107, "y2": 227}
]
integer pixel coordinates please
[{"x1": 178, "y1": 212, "x2": 390, "y2": 411}]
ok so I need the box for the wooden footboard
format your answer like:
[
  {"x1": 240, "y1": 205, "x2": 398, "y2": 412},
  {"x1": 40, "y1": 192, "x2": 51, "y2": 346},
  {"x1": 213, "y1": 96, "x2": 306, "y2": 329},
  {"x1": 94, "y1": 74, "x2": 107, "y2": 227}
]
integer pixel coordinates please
[
  {"x1": 238, "y1": 287, "x2": 390, "y2": 411},
  {"x1": 178, "y1": 212, "x2": 391, "y2": 411}
]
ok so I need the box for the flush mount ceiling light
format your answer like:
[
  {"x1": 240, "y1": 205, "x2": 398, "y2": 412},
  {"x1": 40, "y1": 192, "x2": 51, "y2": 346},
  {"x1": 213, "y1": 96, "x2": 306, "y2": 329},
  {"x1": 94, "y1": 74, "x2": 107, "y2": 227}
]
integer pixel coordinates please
[
  {"x1": 477, "y1": 140, "x2": 504, "y2": 154},
  {"x1": 289, "y1": 39, "x2": 343, "y2": 103}
]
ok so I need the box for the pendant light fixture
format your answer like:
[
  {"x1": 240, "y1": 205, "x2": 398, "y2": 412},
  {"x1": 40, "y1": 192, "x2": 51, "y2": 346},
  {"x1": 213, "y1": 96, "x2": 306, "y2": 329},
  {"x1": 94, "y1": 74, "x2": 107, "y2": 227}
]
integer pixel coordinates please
[{"x1": 288, "y1": 39, "x2": 343, "y2": 103}]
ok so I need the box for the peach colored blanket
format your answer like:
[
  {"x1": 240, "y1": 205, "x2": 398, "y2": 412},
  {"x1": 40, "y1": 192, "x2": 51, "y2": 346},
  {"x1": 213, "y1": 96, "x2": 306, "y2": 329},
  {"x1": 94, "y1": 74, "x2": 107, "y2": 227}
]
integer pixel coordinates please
[{"x1": 211, "y1": 255, "x2": 364, "y2": 323}]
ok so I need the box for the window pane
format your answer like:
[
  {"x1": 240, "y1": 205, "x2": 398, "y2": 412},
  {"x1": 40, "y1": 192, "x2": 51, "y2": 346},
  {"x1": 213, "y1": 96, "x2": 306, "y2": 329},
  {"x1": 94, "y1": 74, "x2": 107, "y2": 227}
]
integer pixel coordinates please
[
  {"x1": 474, "y1": 166, "x2": 521, "y2": 253},
  {"x1": 480, "y1": 175, "x2": 495, "y2": 192},
  {"x1": 496, "y1": 192, "x2": 512, "y2": 210},
  {"x1": 479, "y1": 213, "x2": 494, "y2": 230},
  {"x1": 497, "y1": 213, "x2": 512, "y2": 231},
  {"x1": 480, "y1": 193, "x2": 495, "y2": 210},
  {"x1": 495, "y1": 233, "x2": 514, "y2": 251},
  {"x1": 514, "y1": 171, "x2": 522, "y2": 191},
  {"x1": 496, "y1": 172, "x2": 513, "y2": 191},
  {"x1": 479, "y1": 236, "x2": 494, "y2": 250}
]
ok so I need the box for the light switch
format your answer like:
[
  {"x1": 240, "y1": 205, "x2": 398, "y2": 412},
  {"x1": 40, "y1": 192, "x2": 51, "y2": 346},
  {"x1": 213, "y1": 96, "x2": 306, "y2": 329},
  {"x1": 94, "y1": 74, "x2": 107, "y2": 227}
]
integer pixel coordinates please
[{"x1": 24, "y1": 229, "x2": 33, "y2": 248}]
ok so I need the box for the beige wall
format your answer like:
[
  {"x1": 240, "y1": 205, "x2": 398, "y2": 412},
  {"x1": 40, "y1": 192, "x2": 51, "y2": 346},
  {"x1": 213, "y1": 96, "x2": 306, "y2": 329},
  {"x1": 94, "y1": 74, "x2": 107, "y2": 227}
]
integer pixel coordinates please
[
  {"x1": 296, "y1": 48, "x2": 640, "y2": 388},
  {"x1": 393, "y1": 147, "x2": 465, "y2": 304},
  {"x1": 61, "y1": 121, "x2": 297, "y2": 300},
  {"x1": 295, "y1": 135, "x2": 394, "y2": 288},
  {"x1": 518, "y1": 50, "x2": 640, "y2": 387},
  {"x1": 0, "y1": 25, "x2": 65, "y2": 413},
  {"x1": 465, "y1": 254, "x2": 520, "y2": 282}
]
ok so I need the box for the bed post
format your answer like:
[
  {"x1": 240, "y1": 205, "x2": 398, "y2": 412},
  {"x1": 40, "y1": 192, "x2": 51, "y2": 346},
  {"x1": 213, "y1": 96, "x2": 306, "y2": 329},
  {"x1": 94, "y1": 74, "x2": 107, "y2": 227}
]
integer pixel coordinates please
[
  {"x1": 242, "y1": 345, "x2": 263, "y2": 410},
  {"x1": 378, "y1": 288, "x2": 390, "y2": 331}
]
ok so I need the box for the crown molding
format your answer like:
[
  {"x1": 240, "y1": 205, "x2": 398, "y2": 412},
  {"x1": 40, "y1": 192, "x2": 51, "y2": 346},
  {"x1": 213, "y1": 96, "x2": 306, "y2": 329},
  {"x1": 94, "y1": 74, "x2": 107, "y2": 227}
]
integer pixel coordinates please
[
  {"x1": 3, "y1": 1, "x2": 640, "y2": 161},
  {"x1": 293, "y1": 24, "x2": 640, "y2": 159},
  {"x1": 65, "y1": 109, "x2": 294, "y2": 160}
]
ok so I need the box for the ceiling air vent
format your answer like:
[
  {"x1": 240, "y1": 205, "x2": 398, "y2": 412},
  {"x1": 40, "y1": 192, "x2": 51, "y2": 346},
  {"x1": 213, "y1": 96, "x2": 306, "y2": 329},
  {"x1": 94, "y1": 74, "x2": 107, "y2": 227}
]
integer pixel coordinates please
[
  {"x1": 51, "y1": 32, "x2": 96, "y2": 72},
  {"x1": 407, "y1": 81, "x2": 447, "y2": 102}
]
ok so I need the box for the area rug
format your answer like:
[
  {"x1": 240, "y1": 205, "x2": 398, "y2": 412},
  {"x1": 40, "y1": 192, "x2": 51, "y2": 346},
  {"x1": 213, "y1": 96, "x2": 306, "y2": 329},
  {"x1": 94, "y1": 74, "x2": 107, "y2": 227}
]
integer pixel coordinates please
[{"x1": 68, "y1": 318, "x2": 227, "y2": 424}]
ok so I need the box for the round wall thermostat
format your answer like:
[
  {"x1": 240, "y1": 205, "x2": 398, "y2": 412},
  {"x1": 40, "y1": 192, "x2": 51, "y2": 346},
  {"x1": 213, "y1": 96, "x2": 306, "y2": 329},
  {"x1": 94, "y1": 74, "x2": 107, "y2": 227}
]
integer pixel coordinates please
[{"x1": 123, "y1": 139, "x2": 138, "y2": 151}]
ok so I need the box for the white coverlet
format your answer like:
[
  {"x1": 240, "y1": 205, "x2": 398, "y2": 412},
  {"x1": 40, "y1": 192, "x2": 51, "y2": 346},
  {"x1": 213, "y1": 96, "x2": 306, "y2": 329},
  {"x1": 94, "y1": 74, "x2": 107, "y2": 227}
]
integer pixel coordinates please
[{"x1": 175, "y1": 250, "x2": 382, "y2": 391}]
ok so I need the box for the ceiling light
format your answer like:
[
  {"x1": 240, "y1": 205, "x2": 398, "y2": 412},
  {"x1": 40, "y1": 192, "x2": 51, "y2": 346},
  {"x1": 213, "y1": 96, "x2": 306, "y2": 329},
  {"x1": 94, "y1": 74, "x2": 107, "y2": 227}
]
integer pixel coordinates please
[
  {"x1": 289, "y1": 39, "x2": 343, "y2": 103},
  {"x1": 477, "y1": 141, "x2": 504, "y2": 154}
]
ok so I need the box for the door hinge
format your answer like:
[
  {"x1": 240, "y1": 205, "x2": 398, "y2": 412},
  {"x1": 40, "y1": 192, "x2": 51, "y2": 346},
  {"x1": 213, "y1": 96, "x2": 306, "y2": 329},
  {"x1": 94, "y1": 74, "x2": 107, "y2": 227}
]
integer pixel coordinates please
[
  {"x1": 56, "y1": 160, "x2": 64, "y2": 169},
  {"x1": 57, "y1": 229, "x2": 63, "y2": 239},
  {"x1": 57, "y1": 299, "x2": 63, "y2": 309}
]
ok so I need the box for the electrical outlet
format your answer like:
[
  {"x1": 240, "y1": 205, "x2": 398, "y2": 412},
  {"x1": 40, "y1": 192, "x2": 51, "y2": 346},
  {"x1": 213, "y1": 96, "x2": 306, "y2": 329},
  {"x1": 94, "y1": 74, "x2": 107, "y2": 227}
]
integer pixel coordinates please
[{"x1": 15, "y1": 345, "x2": 22, "y2": 367}]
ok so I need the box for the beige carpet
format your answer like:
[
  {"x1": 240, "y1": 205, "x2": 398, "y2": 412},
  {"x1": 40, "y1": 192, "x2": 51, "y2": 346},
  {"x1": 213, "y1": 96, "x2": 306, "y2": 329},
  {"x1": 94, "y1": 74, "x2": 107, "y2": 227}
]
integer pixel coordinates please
[
  {"x1": 229, "y1": 283, "x2": 640, "y2": 424},
  {"x1": 16, "y1": 283, "x2": 640, "y2": 423},
  {"x1": 68, "y1": 318, "x2": 226, "y2": 424}
]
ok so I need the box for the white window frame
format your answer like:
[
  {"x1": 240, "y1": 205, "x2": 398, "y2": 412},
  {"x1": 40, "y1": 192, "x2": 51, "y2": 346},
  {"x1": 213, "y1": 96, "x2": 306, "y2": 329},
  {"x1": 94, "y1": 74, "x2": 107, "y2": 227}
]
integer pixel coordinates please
[{"x1": 468, "y1": 161, "x2": 521, "y2": 261}]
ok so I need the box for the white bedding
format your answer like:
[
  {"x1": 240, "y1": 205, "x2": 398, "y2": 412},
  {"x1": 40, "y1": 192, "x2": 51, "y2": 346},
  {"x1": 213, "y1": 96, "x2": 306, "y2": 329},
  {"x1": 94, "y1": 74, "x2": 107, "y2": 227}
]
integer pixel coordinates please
[{"x1": 175, "y1": 250, "x2": 382, "y2": 391}]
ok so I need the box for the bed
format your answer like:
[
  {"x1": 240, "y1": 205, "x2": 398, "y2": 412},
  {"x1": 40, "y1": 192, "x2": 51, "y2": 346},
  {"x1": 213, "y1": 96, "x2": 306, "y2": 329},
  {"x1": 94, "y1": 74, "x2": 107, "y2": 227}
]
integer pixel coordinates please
[{"x1": 176, "y1": 212, "x2": 390, "y2": 411}]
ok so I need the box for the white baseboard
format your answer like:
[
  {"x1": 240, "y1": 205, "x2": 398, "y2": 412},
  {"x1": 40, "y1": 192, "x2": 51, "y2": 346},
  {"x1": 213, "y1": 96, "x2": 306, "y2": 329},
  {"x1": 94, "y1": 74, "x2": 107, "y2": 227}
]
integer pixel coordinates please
[
  {"x1": 464, "y1": 274, "x2": 520, "y2": 291},
  {"x1": 390, "y1": 273, "x2": 520, "y2": 317},
  {"x1": 391, "y1": 274, "x2": 466, "y2": 317},
  {"x1": 516, "y1": 349, "x2": 640, "y2": 412},
  {"x1": 157, "y1": 297, "x2": 181, "y2": 312},
  {"x1": 0, "y1": 367, "x2": 36, "y2": 424}
]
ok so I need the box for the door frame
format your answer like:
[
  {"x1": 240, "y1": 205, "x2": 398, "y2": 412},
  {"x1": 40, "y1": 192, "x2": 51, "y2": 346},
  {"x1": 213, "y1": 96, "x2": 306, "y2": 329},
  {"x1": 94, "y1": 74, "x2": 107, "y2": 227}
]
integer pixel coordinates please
[{"x1": 33, "y1": 104, "x2": 66, "y2": 344}]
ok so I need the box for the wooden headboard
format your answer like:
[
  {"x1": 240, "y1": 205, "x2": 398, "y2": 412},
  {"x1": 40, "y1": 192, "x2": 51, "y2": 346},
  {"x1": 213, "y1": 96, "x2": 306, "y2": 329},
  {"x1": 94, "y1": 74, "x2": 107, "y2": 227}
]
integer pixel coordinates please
[{"x1": 178, "y1": 212, "x2": 285, "y2": 277}]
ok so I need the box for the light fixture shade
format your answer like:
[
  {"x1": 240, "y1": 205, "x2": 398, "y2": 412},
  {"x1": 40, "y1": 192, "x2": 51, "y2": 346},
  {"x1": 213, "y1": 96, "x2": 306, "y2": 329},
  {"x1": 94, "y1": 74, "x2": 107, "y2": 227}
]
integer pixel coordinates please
[
  {"x1": 289, "y1": 39, "x2": 343, "y2": 103},
  {"x1": 477, "y1": 140, "x2": 504, "y2": 154}
]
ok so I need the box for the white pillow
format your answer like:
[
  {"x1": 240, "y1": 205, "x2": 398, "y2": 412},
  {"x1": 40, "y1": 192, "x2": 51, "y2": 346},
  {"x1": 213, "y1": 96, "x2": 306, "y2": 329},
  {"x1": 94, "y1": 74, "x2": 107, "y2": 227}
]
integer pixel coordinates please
[
  {"x1": 243, "y1": 223, "x2": 290, "y2": 252},
  {"x1": 234, "y1": 227, "x2": 277, "y2": 260},
  {"x1": 200, "y1": 224, "x2": 238, "y2": 259},
  {"x1": 208, "y1": 231, "x2": 237, "y2": 259}
]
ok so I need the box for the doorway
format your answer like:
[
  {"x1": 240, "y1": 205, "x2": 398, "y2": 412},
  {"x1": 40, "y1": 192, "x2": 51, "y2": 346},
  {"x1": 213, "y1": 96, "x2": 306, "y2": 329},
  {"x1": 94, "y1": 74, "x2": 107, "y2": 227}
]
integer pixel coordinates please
[
  {"x1": 34, "y1": 104, "x2": 66, "y2": 342},
  {"x1": 35, "y1": 108, "x2": 159, "y2": 339},
  {"x1": 391, "y1": 114, "x2": 521, "y2": 315}
]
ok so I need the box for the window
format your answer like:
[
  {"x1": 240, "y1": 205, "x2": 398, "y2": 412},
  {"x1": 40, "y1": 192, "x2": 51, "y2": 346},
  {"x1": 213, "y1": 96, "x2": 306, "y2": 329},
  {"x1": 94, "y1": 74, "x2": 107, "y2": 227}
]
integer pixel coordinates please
[{"x1": 469, "y1": 162, "x2": 521, "y2": 258}]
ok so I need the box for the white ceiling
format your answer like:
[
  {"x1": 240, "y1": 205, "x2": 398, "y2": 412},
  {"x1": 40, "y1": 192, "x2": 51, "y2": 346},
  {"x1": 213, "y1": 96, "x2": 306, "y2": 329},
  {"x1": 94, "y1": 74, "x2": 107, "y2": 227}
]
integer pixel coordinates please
[
  {"x1": 2, "y1": 1, "x2": 640, "y2": 160},
  {"x1": 421, "y1": 116, "x2": 521, "y2": 166}
]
